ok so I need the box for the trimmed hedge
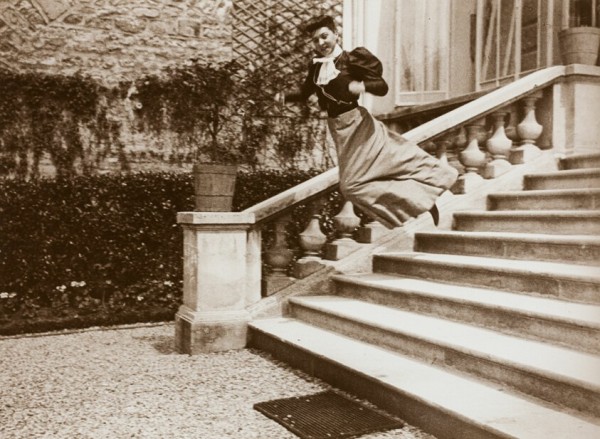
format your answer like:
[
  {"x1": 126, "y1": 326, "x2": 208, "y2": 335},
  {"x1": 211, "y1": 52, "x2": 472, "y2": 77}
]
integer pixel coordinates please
[{"x1": 0, "y1": 169, "x2": 333, "y2": 335}]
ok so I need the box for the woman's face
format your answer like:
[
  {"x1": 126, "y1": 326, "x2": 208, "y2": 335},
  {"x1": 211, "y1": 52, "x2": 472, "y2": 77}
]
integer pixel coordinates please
[{"x1": 311, "y1": 26, "x2": 338, "y2": 57}]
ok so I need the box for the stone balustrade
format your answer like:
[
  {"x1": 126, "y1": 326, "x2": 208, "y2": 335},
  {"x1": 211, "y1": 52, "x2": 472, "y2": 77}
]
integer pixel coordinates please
[
  {"x1": 260, "y1": 90, "x2": 550, "y2": 293},
  {"x1": 425, "y1": 91, "x2": 546, "y2": 194},
  {"x1": 176, "y1": 63, "x2": 600, "y2": 354}
]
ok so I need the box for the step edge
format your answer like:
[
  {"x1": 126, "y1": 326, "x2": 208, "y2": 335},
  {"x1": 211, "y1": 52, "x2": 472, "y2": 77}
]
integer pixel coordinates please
[
  {"x1": 330, "y1": 274, "x2": 600, "y2": 329},
  {"x1": 372, "y1": 253, "x2": 600, "y2": 283},
  {"x1": 289, "y1": 297, "x2": 600, "y2": 392},
  {"x1": 489, "y1": 188, "x2": 600, "y2": 198},
  {"x1": 525, "y1": 168, "x2": 600, "y2": 178},
  {"x1": 453, "y1": 210, "x2": 600, "y2": 217},
  {"x1": 561, "y1": 153, "x2": 600, "y2": 162},
  {"x1": 249, "y1": 319, "x2": 600, "y2": 438},
  {"x1": 414, "y1": 230, "x2": 600, "y2": 245}
]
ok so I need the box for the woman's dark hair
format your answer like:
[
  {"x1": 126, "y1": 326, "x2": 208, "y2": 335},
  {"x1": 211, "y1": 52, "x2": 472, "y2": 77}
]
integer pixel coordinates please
[{"x1": 303, "y1": 15, "x2": 337, "y2": 34}]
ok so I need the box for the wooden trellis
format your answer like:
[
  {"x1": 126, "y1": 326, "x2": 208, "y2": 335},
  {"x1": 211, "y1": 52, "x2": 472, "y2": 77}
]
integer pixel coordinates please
[{"x1": 232, "y1": 0, "x2": 343, "y2": 114}]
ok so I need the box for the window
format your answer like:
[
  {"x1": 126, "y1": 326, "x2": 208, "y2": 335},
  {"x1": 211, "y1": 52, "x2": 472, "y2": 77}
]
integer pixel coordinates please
[
  {"x1": 476, "y1": 0, "x2": 554, "y2": 90},
  {"x1": 394, "y1": 0, "x2": 450, "y2": 105}
]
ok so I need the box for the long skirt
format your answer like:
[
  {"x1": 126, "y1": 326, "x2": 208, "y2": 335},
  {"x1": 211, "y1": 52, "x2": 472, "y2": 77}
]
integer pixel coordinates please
[{"x1": 328, "y1": 106, "x2": 458, "y2": 229}]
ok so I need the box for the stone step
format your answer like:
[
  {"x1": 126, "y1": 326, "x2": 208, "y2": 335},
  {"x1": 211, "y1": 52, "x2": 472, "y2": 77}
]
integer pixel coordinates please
[
  {"x1": 249, "y1": 318, "x2": 600, "y2": 439},
  {"x1": 331, "y1": 272, "x2": 600, "y2": 354},
  {"x1": 372, "y1": 252, "x2": 600, "y2": 305},
  {"x1": 452, "y1": 210, "x2": 600, "y2": 235},
  {"x1": 288, "y1": 296, "x2": 600, "y2": 418},
  {"x1": 560, "y1": 153, "x2": 600, "y2": 170},
  {"x1": 524, "y1": 168, "x2": 600, "y2": 190},
  {"x1": 414, "y1": 230, "x2": 600, "y2": 266},
  {"x1": 487, "y1": 189, "x2": 600, "y2": 211}
]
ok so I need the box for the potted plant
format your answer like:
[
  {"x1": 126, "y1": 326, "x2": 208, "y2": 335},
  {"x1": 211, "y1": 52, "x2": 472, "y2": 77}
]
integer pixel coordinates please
[
  {"x1": 185, "y1": 60, "x2": 242, "y2": 212},
  {"x1": 132, "y1": 59, "x2": 244, "y2": 212},
  {"x1": 558, "y1": 0, "x2": 600, "y2": 65}
]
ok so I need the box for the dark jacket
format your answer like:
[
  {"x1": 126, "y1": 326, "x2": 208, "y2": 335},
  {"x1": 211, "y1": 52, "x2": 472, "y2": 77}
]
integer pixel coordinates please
[{"x1": 286, "y1": 47, "x2": 389, "y2": 117}]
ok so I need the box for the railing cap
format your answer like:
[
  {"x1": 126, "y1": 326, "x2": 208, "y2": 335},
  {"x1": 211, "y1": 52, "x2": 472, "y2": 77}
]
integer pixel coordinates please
[
  {"x1": 243, "y1": 167, "x2": 339, "y2": 224},
  {"x1": 177, "y1": 211, "x2": 255, "y2": 225}
]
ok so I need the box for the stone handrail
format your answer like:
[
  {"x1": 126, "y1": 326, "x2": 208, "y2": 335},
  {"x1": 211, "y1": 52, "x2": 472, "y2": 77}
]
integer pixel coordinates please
[
  {"x1": 378, "y1": 89, "x2": 490, "y2": 135},
  {"x1": 404, "y1": 65, "x2": 565, "y2": 144},
  {"x1": 243, "y1": 168, "x2": 339, "y2": 225},
  {"x1": 243, "y1": 65, "x2": 572, "y2": 226}
]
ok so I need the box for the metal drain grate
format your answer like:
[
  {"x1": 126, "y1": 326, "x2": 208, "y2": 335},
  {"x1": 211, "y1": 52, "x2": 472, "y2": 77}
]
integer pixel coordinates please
[{"x1": 253, "y1": 390, "x2": 404, "y2": 438}]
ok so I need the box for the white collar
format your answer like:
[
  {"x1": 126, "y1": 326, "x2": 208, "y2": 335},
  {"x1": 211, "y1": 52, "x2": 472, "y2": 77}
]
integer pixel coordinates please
[{"x1": 313, "y1": 45, "x2": 343, "y2": 85}]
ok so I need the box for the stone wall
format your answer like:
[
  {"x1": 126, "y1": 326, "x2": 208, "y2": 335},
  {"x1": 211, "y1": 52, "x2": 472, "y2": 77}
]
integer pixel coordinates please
[
  {"x1": 0, "y1": 0, "x2": 233, "y2": 85},
  {"x1": 0, "y1": 0, "x2": 338, "y2": 176}
]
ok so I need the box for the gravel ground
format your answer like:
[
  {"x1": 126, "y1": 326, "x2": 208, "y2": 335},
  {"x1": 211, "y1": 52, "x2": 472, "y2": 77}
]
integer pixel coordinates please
[{"x1": 0, "y1": 323, "x2": 437, "y2": 439}]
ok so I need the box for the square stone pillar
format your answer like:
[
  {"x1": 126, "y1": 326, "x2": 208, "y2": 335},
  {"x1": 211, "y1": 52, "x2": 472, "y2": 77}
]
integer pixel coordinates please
[
  {"x1": 552, "y1": 67, "x2": 600, "y2": 156},
  {"x1": 175, "y1": 212, "x2": 258, "y2": 354}
]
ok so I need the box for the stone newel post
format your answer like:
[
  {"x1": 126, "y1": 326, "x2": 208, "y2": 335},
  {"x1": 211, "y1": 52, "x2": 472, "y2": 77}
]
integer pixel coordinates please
[{"x1": 175, "y1": 212, "x2": 259, "y2": 354}]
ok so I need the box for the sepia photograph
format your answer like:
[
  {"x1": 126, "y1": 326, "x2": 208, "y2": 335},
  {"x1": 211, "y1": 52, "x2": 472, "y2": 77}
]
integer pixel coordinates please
[{"x1": 1, "y1": 1, "x2": 599, "y2": 438}]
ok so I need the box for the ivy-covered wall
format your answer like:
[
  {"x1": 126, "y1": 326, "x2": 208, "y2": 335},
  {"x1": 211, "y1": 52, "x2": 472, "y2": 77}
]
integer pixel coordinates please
[
  {"x1": 0, "y1": 0, "x2": 233, "y2": 84},
  {"x1": 0, "y1": 0, "x2": 339, "y2": 178}
]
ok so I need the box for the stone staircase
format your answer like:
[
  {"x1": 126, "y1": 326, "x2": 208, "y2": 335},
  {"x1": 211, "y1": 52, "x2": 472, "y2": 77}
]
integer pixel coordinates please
[{"x1": 249, "y1": 153, "x2": 600, "y2": 439}]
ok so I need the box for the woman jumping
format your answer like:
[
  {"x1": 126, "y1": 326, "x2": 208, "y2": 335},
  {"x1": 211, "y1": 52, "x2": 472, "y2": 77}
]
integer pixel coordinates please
[{"x1": 282, "y1": 15, "x2": 458, "y2": 228}]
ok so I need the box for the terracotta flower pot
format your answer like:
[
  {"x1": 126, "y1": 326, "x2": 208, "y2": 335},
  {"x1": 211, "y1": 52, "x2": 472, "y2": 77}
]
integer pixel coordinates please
[
  {"x1": 193, "y1": 163, "x2": 238, "y2": 212},
  {"x1": 558, "y1": 27, "x2": 600, "y2": 65}
]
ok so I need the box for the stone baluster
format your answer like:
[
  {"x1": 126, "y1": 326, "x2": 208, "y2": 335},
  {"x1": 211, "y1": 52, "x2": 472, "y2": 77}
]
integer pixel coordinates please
[
  {"x1": 299, "y1": 214, "x2": 327, "y2": 257},
  {"x1": 511, "y1": 91, "x2": 543, "y2": 163},
  {"x1": 460, "y1": 119, "x2": 488, "y2": 172},
  {"x1": 422, "y1": 140, "x2": 438, "y2": 157},
  {"x1": 435, "y1": 134, "x2": 454, "y2": 167},
  {"x1": 504, "y1": 104, "x2": 520, "y2": 144},
  {"x1": 293, "y1": 201, "x2": 329, "y2": 279},
  {"x1": 483, "y1": 111, "x2": 513, "y2": 179},
  {"x1": 454, "y1": 118, "x2": 488, "y2": 193},
  {"x1": 324, "y1": 200, "x2": 362, "y2": 260},
  {"x1": 262, "y1": 215, "x2": 294, "y2": 296},
  {"x1": 333, "y1": 201, "x2": 361, "y2": 239},
  {"x1": 450, "y1": 126, "x2": 468, "y2": 175},
  {"x1": 438, "y1": 130, "x2": 465, "y2": 196}
]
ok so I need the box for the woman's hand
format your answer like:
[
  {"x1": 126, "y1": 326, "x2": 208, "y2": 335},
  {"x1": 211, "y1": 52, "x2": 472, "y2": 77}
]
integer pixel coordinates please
[{"x1": 348, "y1": 80, "x2": 366, "y2": 96}]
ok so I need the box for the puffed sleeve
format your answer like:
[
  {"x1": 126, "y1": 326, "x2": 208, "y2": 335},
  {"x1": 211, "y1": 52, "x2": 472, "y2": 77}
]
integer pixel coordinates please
[{"x1": 347, "y1": 47, "x2": 389, "y2": 96}]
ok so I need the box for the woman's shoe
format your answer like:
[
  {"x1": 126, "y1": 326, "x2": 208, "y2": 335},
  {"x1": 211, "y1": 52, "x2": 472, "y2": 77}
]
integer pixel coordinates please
[{"x1": 429, "y1": 204, "x2": 440, "y2": 226}]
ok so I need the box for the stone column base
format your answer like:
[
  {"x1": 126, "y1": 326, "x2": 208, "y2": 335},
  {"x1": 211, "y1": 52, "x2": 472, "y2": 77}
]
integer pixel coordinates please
[
  {"x1": 482, "y1": 158, "x2": 512, "y2": 179},
  {"x1": 262, "y1": 274, "x2": 295, "y2": 297},
  {"x1": 293, "y1": 256, "x2": 328, "y2": 279},
  {"x1": 510, "y1": 144, "x2": 541, "y2": 164},
  {"x1": 451, "y1": 172, "x2": 484, "y2": 194},
  {"x1": 356, "y1": 221, "x2": 389, "y2": 243},
  {"x1": 324, "y1": 238, "x2": 360, "y2": 260},
  {"x1": 175, "y1": 306, "x2": 250, "y2": 354}
]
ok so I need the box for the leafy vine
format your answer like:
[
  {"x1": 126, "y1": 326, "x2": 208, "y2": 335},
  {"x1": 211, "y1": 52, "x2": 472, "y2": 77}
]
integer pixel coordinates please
[{"x1": 0, "y1": 69, "x2": 115, "y2": 180}]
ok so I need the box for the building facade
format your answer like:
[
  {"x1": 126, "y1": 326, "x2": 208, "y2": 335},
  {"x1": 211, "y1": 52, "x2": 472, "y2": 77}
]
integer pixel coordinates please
[{"x1": 343, "y1": 0, "x2": 598, "y2": 115}]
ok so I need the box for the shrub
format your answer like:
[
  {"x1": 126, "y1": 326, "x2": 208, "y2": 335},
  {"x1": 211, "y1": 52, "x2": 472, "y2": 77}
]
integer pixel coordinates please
[
  {"x1": 0, "y1": 169, "x2": 338, "y2": 335},
  {"x1": 0, "y1": 173, "x2": 191, "y2": 334}
]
